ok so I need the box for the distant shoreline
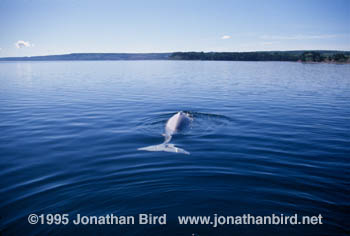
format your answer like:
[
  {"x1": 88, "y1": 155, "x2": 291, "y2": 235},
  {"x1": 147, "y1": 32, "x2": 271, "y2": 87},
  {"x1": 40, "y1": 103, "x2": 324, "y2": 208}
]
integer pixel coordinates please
[{"x1": 0, "y1": 51, "x2": 349, "y2": 63}]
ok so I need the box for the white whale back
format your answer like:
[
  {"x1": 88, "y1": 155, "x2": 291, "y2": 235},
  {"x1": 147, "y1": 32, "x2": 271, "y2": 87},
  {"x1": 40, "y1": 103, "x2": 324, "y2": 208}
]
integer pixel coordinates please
[
  {"x1": 165, "y1": 111, "x2": 191, "y2": 135},
  {"x1": 138, "y1": 111, "x2": 191, "y2": 155}
]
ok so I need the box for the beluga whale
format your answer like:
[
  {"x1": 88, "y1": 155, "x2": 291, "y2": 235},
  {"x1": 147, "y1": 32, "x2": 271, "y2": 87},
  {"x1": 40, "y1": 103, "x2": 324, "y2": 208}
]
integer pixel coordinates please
[{"x1": 138, "y1": 111, "x2": 192, "y2": 155}]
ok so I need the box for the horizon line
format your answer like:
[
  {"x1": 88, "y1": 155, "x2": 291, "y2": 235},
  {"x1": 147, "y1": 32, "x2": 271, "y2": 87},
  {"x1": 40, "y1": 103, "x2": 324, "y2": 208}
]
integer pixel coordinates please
[{"x1": 1, "y1": 49, "x2": 350, "y2": 59}]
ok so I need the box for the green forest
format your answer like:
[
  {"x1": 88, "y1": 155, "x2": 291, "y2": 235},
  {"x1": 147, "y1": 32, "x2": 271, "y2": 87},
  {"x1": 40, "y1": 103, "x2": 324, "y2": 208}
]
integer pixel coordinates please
[
  {"x1": 1, "y1": 51, "x2": 349, "y2": 63},
  {"x1": 170, "y1": 51, "x2": 350, "y2": 63}
]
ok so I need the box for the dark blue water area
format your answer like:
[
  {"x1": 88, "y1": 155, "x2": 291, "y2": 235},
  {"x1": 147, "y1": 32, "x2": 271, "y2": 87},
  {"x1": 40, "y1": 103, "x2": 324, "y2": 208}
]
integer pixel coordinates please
[{"x1": 0, "y1": 61, "x2": 349, "y2": 235}]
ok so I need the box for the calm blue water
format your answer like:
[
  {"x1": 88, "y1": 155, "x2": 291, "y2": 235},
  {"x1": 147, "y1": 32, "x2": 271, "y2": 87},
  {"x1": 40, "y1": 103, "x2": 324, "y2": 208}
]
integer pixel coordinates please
[{"x1": 0, "y1": 61, "x2": 349, "y2": 235}]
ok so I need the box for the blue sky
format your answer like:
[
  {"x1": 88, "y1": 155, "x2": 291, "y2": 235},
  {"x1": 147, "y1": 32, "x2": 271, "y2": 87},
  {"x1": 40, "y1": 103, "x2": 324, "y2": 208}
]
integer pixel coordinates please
[{"x1": 0, "y1": 0, "x2": 349, "y2": 57}]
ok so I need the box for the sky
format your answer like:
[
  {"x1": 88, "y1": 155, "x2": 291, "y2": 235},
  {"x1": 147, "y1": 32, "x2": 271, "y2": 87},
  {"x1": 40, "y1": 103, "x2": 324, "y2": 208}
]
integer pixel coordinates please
[{"x1": 0, "y1": 0, "x2": 349, "y2": 57}]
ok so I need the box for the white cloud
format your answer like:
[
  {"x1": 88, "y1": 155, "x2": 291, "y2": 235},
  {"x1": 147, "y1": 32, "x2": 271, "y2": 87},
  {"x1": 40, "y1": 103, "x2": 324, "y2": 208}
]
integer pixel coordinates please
[
  {"x1": 260, "y1": 34, "x2": 337, "y2": 40},
  {"x1": 15, "y1": 40, "x2": 33, "y2": 48},
  {"x1": 221, "y1": 35, "x2": 231, "y2": 40}
]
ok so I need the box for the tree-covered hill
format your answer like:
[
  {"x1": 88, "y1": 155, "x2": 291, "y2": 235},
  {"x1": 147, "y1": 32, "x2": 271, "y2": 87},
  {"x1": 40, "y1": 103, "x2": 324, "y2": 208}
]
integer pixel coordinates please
[
  {"x1": 170, "y1": 51, "x2": 350, "y2": 63},
  {"x1": 0, "y1": 53, "x2": 171, "y2": 61},
  {"x1": 0, "y1": 51, "x2": 349, "y2": 63}
]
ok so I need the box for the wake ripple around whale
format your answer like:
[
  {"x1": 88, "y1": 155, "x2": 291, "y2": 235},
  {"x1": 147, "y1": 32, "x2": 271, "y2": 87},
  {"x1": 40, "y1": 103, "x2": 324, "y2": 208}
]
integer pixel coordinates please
[{"x1": 136, "y1": 111, "x2": 233, "y2": 136}]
